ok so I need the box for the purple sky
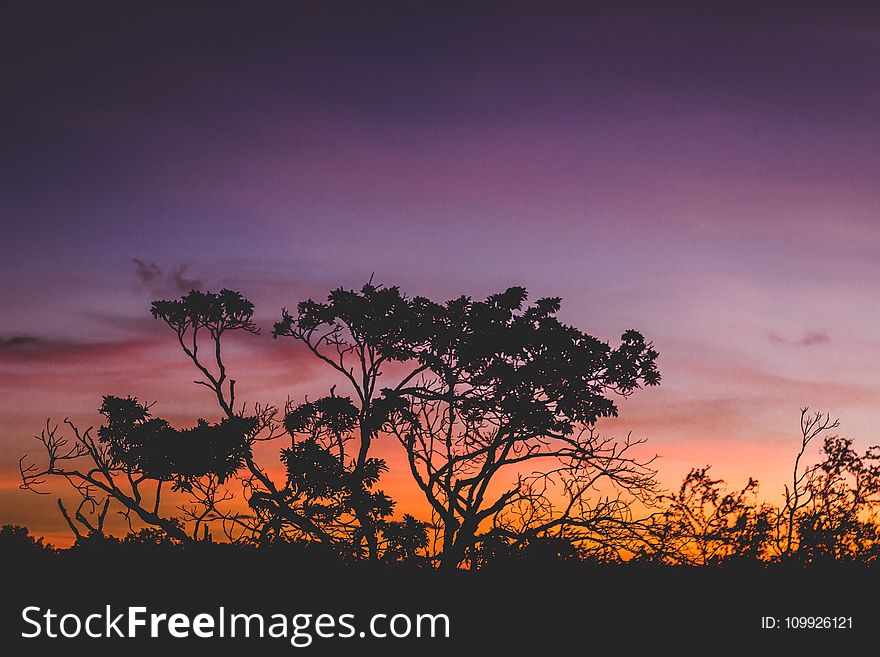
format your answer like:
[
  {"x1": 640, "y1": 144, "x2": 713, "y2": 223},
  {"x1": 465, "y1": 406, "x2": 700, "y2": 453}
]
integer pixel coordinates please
[{"x1": 3, "y1": 1, "x2": 880, "y2": 541}]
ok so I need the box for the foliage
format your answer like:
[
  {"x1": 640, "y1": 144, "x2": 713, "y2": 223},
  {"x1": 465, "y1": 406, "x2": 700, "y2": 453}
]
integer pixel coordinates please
[
  {"x1": 98, "y1": 395, "x2": 255, "y2": 491},
  {"x1": 381, "y1": 514, "x2": 429, "y2": 563},
  {"x1": 0, "y1": 524, "x2": 54, "y2": 555},
  {"x1": 20, "y1": 282, "x2": 880, "y2": 569}
]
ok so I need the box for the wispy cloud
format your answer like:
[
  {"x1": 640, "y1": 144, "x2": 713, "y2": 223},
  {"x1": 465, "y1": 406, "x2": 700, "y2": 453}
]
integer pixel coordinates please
[
  {"x1": 0, "y1": 335, "x2": 159, "y2": 364},
  {"x1": 767, "y1": 330, "x2": 830, "y2": 347},
  {"x1": 133, "y1": 259, "x2": 204, "y2": 295},
  {"x1": 0, "y1": 335, "x2": 42, "y2": 350},
  {"x1": 799, "y1": 331, "x2": 831, "y2": 346}
]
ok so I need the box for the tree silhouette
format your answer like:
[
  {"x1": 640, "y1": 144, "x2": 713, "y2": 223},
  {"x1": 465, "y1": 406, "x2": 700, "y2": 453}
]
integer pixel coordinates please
[
  {"x1": 20, "y1": 410, "x2": 198, "y2": 542},
  {"x1": 367, "y1": 286, "x2": 662, "y2": 570},
  {"x1": 0, "y1": 525, "x2": 54, "y2": 558},
  {"x1": 273, "y1": 283, "x2": 433, "y2": 560},
  {"x1": 97, "y1": 395, "x2": 255, "y2": 490},
  {"x1": 277, "y1": 393, "x2": 397, "y2": 558},
  {"x1": 150, "y1": 288, "x2": 260, "y2": 417},
  {"x1": 381, "y1": 514, "x2": 429, "y2": 564},
  {"x1": 789, "y1": 432, "x2": 880, "y2": 563},
  {"x1": 273, "y1": 282, "x2": 662, "y2": 568},
  {"x1": 21, "y1": 290, "x2": 316, "y2": 545},
  {"x1": 646, "y1": 467, "x2": 773, "y2": 565},
  {"x1": 152, "y1": 289, "x2": 399, "y2": 551},
  {"x1": 28, "y1": 282, "x2": 880, "y2": 570},
  {"x1": 778, "y1": 409, "x2": 840, "y2": 556}
]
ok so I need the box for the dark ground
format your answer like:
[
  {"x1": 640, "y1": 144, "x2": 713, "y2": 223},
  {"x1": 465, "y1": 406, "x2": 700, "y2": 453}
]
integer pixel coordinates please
[{"x1": 1, "y1": 542, "x2": 877, "y2": 654}]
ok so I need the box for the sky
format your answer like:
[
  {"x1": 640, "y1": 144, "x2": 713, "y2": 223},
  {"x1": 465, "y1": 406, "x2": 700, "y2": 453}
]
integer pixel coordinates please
[{"x1": 2, "y1": 1, "x2": 880, "y2": 544}]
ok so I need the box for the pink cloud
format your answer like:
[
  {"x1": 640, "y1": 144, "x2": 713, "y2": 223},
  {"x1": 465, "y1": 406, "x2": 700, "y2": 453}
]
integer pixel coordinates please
[{"x1": 767, "y1": 330, "x2": 830, "y2": 347}]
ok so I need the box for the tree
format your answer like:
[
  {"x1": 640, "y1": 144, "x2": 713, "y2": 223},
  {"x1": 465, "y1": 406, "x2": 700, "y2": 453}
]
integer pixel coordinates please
[
  {"x1": 19, "y1": 409, "x2": 205, "y2": 543},
  {"x1": 394, "y1": 289, "x2": 659, "y2": 570},
  {"x1": 273, "y1": 282, "x2": 433, "y2": 560},
  {"x1": 278, "y1": 393, "x2": 396, "y2": 559},
  {"x1": 151, "y1": 288, "x2": 399, "y2": 553},
  {"x1": 647, "y1": 467, "x2": 773, "y2": 565},
  {"x1": 20, "y1": 291, "x2": 295, "y2": 545},
  {"x1": 20, "y1": 289, "x2": 276, "y2": 544},
  {"x1": 150, "y1": 288, "x2": 260, "y2": 418},
  {"x1": 381, "y1": 514, "x2": 429, "y2": 564},
  {"x1": 789, "y1": 433, "x2": 880, "y2": 563},
  {"x1": 778, "y1": 409, "x2": 840, "y2": 556},
  {"x1": 0, "y1": 525, "x2": 54, "y2": 557},
  {"x1": 302, "y1": 284, "x2": 662, "y2": 570}
]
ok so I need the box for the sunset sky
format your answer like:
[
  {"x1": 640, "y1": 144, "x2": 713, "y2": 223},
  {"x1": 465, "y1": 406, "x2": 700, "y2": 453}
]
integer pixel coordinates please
[{"x1": 3, "y1": 1, "x2": 880, "y2": 544}]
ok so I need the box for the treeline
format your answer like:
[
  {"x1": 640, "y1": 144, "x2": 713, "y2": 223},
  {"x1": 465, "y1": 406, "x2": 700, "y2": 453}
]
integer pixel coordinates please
[{"x1": 16, "y1": 283, "x2": 880, "y2": 569}]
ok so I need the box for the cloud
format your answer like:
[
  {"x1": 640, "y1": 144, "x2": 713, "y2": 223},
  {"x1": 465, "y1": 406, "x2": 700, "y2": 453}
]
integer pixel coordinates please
[
  {"x1": 0, "y1": 335, "x2": 42, "y2": 350},
  {"x1": 767, "y1": 330, "x2": 830, "y2": 347},
  {"x1": 133, "y1": 258, "x2": 161, "y2": 284},
  {"x1": 170, "y1": 266, "x2": 202, "y2": 293},
  {"x1": 766, "y1": 332, "x2": 788, "y2": 346},
  {"x1": 0, "y1": 335, "x2": 159, "y2": 365},
  {"x1": 799, "y1": 331, "x2": 831, "y2": 347},
  {"x1": 132, "y1": 259, "x2": 204, "y2": 295}
]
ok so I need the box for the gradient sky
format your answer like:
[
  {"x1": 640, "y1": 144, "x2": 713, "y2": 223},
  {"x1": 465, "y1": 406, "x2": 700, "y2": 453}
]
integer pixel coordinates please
[{"x1": 3, "y1": 1, "x2": 880, "y2": 544}]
